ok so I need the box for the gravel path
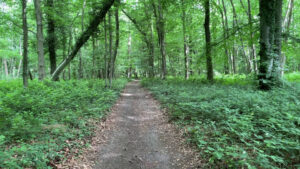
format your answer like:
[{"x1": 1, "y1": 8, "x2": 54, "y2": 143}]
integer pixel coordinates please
[{"x1": 67, "y1": 81, "x2": 202, "y2": 169}]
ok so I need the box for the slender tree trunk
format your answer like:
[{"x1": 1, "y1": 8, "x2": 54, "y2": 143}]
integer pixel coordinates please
[
  {"x1": 229, "y1": 0, "x2": 238, "y2": 74},
  {"x1": 181, "y1": 0, "x2": 189, "y2": 79},
  {"x1": 10, "y1": 59, "x2": 16, "y2": 78},
  {"x1": 78, "y1": 0, "x2": 86, "y2": 79},
  {"x1": 204, "y1": 0, "x2": 213, "y2": 82},
  {"x1": 158, "y1": 0, "x2": 166, "y2": 79},
  {"x1": 230, "y1": 0, "x2": 250, "y2": 73},
  {"x1": 17, "y1": 59, "x2": 22, "y2": 77},
  {"x1": 51, "y1": 0, "x2": 115, "y2": 80},
  {"x1": 218, "y1": 0, "x2": 229, "y2": 74},
  {"x1": 92, "y1": 35, "x2": 96, "y2": 78},
  {"x1": 104, "y1": 17, "x2": 108, "y2": 86},
  {"x1": 22, "y1": 0, "x2": 28, "y2": 87},
  {"x1": 148, "y1": 21, "x2": 155, "y2": 77},
  {"x1": 46, "y1": 0, "x2": 57, "y2": 80},
  {"x1": 152, "y1": 0, "x2": 167, "y2": 79},
  {"x1": 62, "y1": 26, "x2": 67, "y2": 80},
  {"x1": 281, "y1": 0, "x2": 294, "y2": 76},
  {"x1": 33, "y1": 0, "x2": 46, "y2": 80},
  {"x1": 112, "y1": 1, "x2": 120, "y2": 78},
  {"x1": 221, "y1": 0, "x2": 231, "y2": 74},
  {"x1": 127, "y1": 32, "x2": 132, "y2": 78},
  {"x1": 3, "y1": 59, "x2": 9, "y2": 77},
  {"x1": 247, "y1": 0, "x2": 257, "y2": 73},
  {"x1": 67, "y1": 28, "x2": 73, "y2": 80},
  {"x1": 108, "y1": 10, "x2": 113, "y2": 87}
]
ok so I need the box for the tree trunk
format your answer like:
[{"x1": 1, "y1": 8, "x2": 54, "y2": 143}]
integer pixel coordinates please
[
  {"x1": 33, "y1": 0, "x2": 46, "y2": 80},
  {"x1": 230, "y1": 0, "x2": 250, "y2": 73},
  {"x1": 127, "y1": 32, "x2": 132, "y2": 78},
  {"x1": 78, "y1": 0, "x2": 86, "y2": 79},
  {"x1": 204, "y1": 0, "x2": 213, "y2": 82},
  {"x1": 46, "y1": 0, "x2": 57, "y2": 80},
  {"x1": 247, "y1": 0, "x2": 258, "y2": 73},
  {"x1": 108, "y1": 10, "x2": 113, "y2": 87},
  {"x1": 22, "y1": 0, "x2": 28, "y2": 87},
  {"x1": 181, "y1": 0, "x2": 189, "y2": 79},
  {"x1": 219, "y1": 0, "x2": 230, "y2": 74},
  {"x1": 258, "y1": 0, "x2": 283, "y2": 90},
  {"x1": 51, "y1": 0, "x2": 115, "y2": 81},
  {"x1": 152, "y1": 0, "x2": 167, "y2": 79},
  {"x1": 281, "y1": 0, "x2": 294, "y2": 76},
  {"x1": 3, "y1": 59, "x2": 9, "y2": 77},
  {"x1": 104, "y1": 17, "x2": 108, "y2": 86},
  {"x1": 112, "y1": 0, "x2": 120, "y2": 78},
  {"x1": 67, "y1": 28, "x2": 73, "y2": 80},
  {"x1": 92, "y1": 35, "x2": 96, "y2": 78}
]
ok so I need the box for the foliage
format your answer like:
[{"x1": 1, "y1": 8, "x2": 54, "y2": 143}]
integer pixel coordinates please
[
  {"x1": 0, "y1": 79, "x2": 127, "y2": 168},
  {"x1": 285, "y1": 72, "x2": 300, "y2": 82},
  {"x1": 142, "y1": 78, "x2": 300, "y2": 169}
]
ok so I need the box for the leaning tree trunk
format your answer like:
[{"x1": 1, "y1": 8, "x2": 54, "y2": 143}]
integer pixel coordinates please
[
  {"x1": 22, "y1": 0, "x2": 28, "y2": 87},
  {"x1": 33, "y1": 0, "x2": 46, "y2": 80},
  {"x1": 204, "y1": 0, "x2": 213, "y2": 82},
  {"x1": 51, "y1": 0, "x2": 115, "y2": 81}
]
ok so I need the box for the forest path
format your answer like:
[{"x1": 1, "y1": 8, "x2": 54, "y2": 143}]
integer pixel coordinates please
[{"x1": 83, "y1": 80, "x2": 201, "y2": 169}]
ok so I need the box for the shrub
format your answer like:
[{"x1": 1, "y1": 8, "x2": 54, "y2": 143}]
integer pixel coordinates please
[
  {"x1": 142, "y1": 78, "x2": 300, "y2": 169},
  {"x1": 0, "y1": 79, "x2": 127, "y2": 168}
]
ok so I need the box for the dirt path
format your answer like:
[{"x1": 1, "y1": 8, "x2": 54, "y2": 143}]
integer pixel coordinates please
[{"x1": 69, "y1": 81, "x2": 201, "y2": 169}]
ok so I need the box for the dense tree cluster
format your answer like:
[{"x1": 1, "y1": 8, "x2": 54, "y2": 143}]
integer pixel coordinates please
[{"x1": 0, "y1": 0, "x2": 299, "y2": 88}]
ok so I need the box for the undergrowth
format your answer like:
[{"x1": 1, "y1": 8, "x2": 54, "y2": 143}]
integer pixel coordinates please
[
  {"x1": 0, "y1": 79, "x2": 127, "y2": 168},
  {"x1": 142, "y1": 78, "x2": 300, "y2": 169}
]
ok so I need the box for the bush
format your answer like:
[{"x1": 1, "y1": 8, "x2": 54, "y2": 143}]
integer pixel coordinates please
[
  {"x1": 0, "y1": 79, "x2": 127, "y2": 168},
  {"x1": 142, "y1": 78, "x2": 300, "y2": 169}
]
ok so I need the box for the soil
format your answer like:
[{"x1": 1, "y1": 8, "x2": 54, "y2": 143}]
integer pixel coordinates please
[{"x1": 62, "y1": 81, "x2": 202, "y2": 169}]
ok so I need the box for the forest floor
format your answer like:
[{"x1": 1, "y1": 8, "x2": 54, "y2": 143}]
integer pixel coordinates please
[{"x1": 63, "y1": 80, "x2": 202, "y2": 169}]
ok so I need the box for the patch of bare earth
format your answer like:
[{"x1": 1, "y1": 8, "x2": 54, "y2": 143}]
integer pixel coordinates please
[{"x1": 60, "y1": 81, "x2": 202, "y2": 169}]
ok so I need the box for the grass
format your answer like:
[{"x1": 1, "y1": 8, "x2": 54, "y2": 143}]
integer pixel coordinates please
[
  {"x1": 0, "y1": 79, "x2": 127, "y2": 168},
  {"x1": 142, "y1": 77, "x2": 300, "y2": 169}
]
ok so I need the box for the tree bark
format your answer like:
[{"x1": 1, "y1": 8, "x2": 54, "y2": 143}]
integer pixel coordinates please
[
  {"x1": 104, "y1": 17, "x2": 108, "y2": 86},
  {"x1": 204, "y1": 0, "x2": 213, "y2": 82},
  {"x1": 33, "y1": 0, "x2": 46, "y2": 81},
  {"x1": 78, "y1": 0, "x2": 86, "y2": 79},
  {"x1": 127, "y1": 32, "x2": 132, "y2": 78},
  {"x1": 281, "y1": 0, "x2": 294, "y2": 76},
  {"x1": 112, "y1": 0, "x2": 120, "y2": 78},
  {"x1": 46, "y1": 0, "x2": 57, "y2": 80},
  {"x1": 22, "y1": 0, "x2": 28, "y2": 87},
  {"x1": 181, "y1": 0, "x2": 189, "y2": 80},
  {"x1": 247, "y1": 0, "x2": 258, "y2": 73},
  {"x1": 51, "y1": 0, "x2": 115, "y2": 81},
  {"x1": 3, "y1": 59, "x2": 9, "y2": 77},
  {"x1": 152, "y1": 0, "x2": 167, "y2": 79},
  {"x1": 219, "y1": 0, "x2": 230, "y2": 74},
  {"x1": 108, "y1": 10, "x2": 113, "y2": 87},
  {"x1": 258, "y1": 0, "x2": 283, "y2": 90}
]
